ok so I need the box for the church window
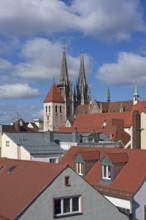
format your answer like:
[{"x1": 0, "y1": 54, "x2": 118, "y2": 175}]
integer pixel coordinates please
[
  {"x1": 67, "y1": 106, "x2": 70, "y2": 114},
  {"x1": 55, "y1": 105, "x2": 57, "y2": 113},
  {"x1": 45, "y1": 106, "x2": 47, "y2": 112},
  {"x1": 49, "y1": 105, "x2": 51, "y2": 112}
]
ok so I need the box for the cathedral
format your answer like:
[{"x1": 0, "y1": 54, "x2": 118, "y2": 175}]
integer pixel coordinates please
[{"x1": 43, "y1": 48, "x2": 139, "y2": 131}]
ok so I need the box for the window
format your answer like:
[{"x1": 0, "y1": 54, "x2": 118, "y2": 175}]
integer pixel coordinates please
[
  {"x1": 102, "y1": 165, "x2": 111, "y2": 180},
  {"x1": 55, "y1": 105, "x2": 57, "y2": 113},
  {"x1": 49, "y1": 158, "x2": 57, "y2": 163},
  {"x1": 49, "y1": 105, "x2": 51, "y2": 112},
  {"x1": 45, "y1": 106, "x2": 47, "y2": 112},
  {"x1": 76, "y1": 162, "x2": 83, "y2": 176},
  {"x1": 54, "y1": 196, "x2": 81, "y2": 217},
  {"x1": 64, "y1": 176, "x2": 70, "y2": 186},
  {"x1": 6, "y1": 141, "x2": 9, "y2": 147},
  {"x1": 60, "y1": 106, "x2": 62, "y2": 113},
  {"x1": 7, "y1": 166, "x2": 16, "y2": 173}
]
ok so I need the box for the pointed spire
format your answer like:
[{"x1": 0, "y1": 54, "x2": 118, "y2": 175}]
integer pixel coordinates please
[
  {"x1": 133, "y1": 82, "x2": 139, "y2": 105},
  {"x1": 59, "y1": 47, "x2": 69, "y2": 86},
  {"x1": 78, "y1": 52, "x2": 86, "y2": 85},
  {"x1": 107, "y1": 85, "x2": 111, "y2": 103},
  {"x1": 133, "y1": 84, "x2": 139, "y2": 98}
]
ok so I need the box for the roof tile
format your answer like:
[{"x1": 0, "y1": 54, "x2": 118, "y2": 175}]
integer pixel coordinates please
[{"x1": 44, "y1": 83, "x2": 65, "y2": 103}]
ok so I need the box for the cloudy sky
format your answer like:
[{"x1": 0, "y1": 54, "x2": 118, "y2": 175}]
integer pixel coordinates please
[{"x1": 0, "y1": 0, "x2": 146, "y2": 124}]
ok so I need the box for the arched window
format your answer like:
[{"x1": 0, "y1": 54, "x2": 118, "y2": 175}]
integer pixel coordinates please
[
  {"x1": 55, "y1": 105, "x2": 57, "y2": 113},
  {"x1": 49, "y1": 105, "x2": 51, "y2": 112},
  {"x1": 60, "y1": 106, "x2": 62, "y2": 113},
  {"x1": 45, "y1": 106, "x2": 47, "y2": 112}
]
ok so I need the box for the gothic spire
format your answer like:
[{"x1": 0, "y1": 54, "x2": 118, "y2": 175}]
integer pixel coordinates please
[
  {"x1": 78, "y1": 52, "x2": 87, "y2": 86},
  {"x1": 107, "y1": 85, "x2": 111, "y2": 103},
  {"x1": 76, "y1": 52, "x2": 89, "y2": 105},
  {"x1": 59, "y1": 47, "x2": 69, "y2": 86}
]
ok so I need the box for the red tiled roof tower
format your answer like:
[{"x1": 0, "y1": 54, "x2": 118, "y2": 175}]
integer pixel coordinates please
[{"x1": 44, "y1": 83, "x2": 65, "y2": 103}]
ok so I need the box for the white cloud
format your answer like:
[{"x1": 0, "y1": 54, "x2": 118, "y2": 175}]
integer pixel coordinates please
[
  {"x1": 0, "y1": 103, "x2": 42, "y2": 124},
  {"x1": 72, "y1": 0, "x2": 145, "y2": 40},
  {"x1": 15, "y1": 38, "x2": 92, "y2": 81},
  {"x1": 0, "y1": 59, "x2": 13, "y2": 72},
  {"x1": 97, "y1": 52, "x2": 146, "y2": 85},
  {"x1": 0, "y1": 83, "x2": 40, "y2": 98},
  {"x1": 0, "y1": 0, "x2": 144, "y2": 40}
]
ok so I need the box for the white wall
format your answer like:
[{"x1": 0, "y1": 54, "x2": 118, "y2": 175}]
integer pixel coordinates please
[
  {"x1": 2, "y1": 134, "x2": 30, "y2": 160},
  {"x1": 105, "y1": 195, "x2": 131, "y2": 212},
  {"x1": 141, "y1": 112, "x2": 146, "y2": 150},
  {"x1": 60, "y1": 142, "x2": 77, "y2": 150},
  {"x1": 133, "y1": 179, "x2": 146, "y2": 220}
]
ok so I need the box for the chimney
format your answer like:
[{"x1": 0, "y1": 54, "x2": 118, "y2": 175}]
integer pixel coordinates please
[
  {"x1": 72, "y1": 128, "x2": 79, "y2": 142},
  {"x1": 14, "y1": 121, "x2": 20, "y2": 132},
  {"x1": 48, "y1": 131, "x2": 54, "y2": 142},
  {"x1": 132, "y1": 110, "x2": 141, "y2": 149}
]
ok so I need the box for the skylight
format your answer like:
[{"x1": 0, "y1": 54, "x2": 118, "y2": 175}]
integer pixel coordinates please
[{"x1": 7, "y1": 166, "x2": 16, "y2": 173}]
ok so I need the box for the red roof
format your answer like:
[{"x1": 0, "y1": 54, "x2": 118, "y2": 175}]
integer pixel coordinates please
[
  {"x1": 131, "y1": 101, "x2": 146, "y2": 113},
  {"x1": 60, "y1": 147, "x2": 146, "y2": 199},
  {"x1": 73, "y1": 112, "x2": 130, "y2": 129},
  {"x1": 72, "y1": 112, "x2": 130, "y2": 145},
  {"x1": 78, "y1": 151, "x2": 100, "y2": 161},
  {"x1": 44, "y1": 83, "x2": 65, "y2": 103},
  {"x1": 105, "y1": 152, "x2": 128, "y2": 163},
  {"x1": 0, "y1": 158, "x2": 66, "y2": 219}
]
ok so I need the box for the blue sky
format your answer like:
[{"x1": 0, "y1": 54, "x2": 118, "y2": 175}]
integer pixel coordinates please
[{"x1": 0, "y1": 0, "x2": 146, "y2": 124}]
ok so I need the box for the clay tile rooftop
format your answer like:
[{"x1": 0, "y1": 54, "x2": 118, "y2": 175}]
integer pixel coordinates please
[
  {"x1": 0, "y1": 158, "x2": 66, "y2": 220},
  {"x1": 77, "y1": 151, "x2": 100, "y2": 161},
  {"x1": 44, "y1": 83, "x2": 65, "y2": 103},
  {"x1": 105, "y1": 152, "x2": 128, "y2": 163},
  {"x1": 59, "y1": 147, "x2": 146, "y2": 199}
]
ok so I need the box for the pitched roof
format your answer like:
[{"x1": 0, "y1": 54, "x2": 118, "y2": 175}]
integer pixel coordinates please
[
  {"x1": 44, "y1": 83, "x2": 65, "y2": 103},
  {"x1": 131, "y1": 101, "x2": 146, "y2": 113},
  {"x1": 73, "y1": 112, "x2": 130, "y2": 129},
  {"x1": 77, "y1": 151, "x2": 100, "y2": 161},
  {"x1": 0, "y1": 158, "x2": 66, "y2": 220},
  {"x1": 72, "y1": 112, "x2": 130, "y2": 145},
  {"x1": 108, "y1": 101, "x2": 133, "y2": 112},
  {"x1": 6, "y1": 132, "x2": 65, "y2": 155},
  {"x1": 105, "y1": 152, "x2": 128, "y2": 163},
  {"x1": 59, "y1": 146, "x2": 146, "y2": 199}
]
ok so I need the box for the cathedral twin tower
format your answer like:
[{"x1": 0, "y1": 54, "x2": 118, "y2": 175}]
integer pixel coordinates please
[{"x1": 44, "y1": 48, "x2": 90, "y2": 131}]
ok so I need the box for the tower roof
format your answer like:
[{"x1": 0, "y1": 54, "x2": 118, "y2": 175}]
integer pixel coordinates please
[
  {"x1": 78, "y1": 52, "x2": 87, "y2": 85},
  {"x1": 133, "y1": 84, "x2": 139, "y2": 98},
  {"x1": 44, "y1": 83, "x2": 65, "y2": 103},
  {"x1": 58, "y1": 47, "x2": 69, "y2": 86},
  {"x1": 107, "y1": 85, "x2": 111, "y2": 103}
]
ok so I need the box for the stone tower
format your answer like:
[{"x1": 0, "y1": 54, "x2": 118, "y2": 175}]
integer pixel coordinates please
[
  {"x1": 43, "y1": 83, "x2": 66, "y2": 131},
  {"x1": 57, "y1": 48, "x2": 74, "y2": 122},
  {"x1": 76, "y1": 52, "x2": 90, "y2": 105}
]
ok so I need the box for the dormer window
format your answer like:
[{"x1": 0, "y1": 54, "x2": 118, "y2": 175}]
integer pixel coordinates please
[
  {"x1": 76, "y1": 162, "x2": 83, "y2": 176},
  {"x1": 102, "y1": 165, "x2": 111, "y2": 180},
  {"x1": 100, "y1": 152, "x2": 128, "y2": 184}
]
